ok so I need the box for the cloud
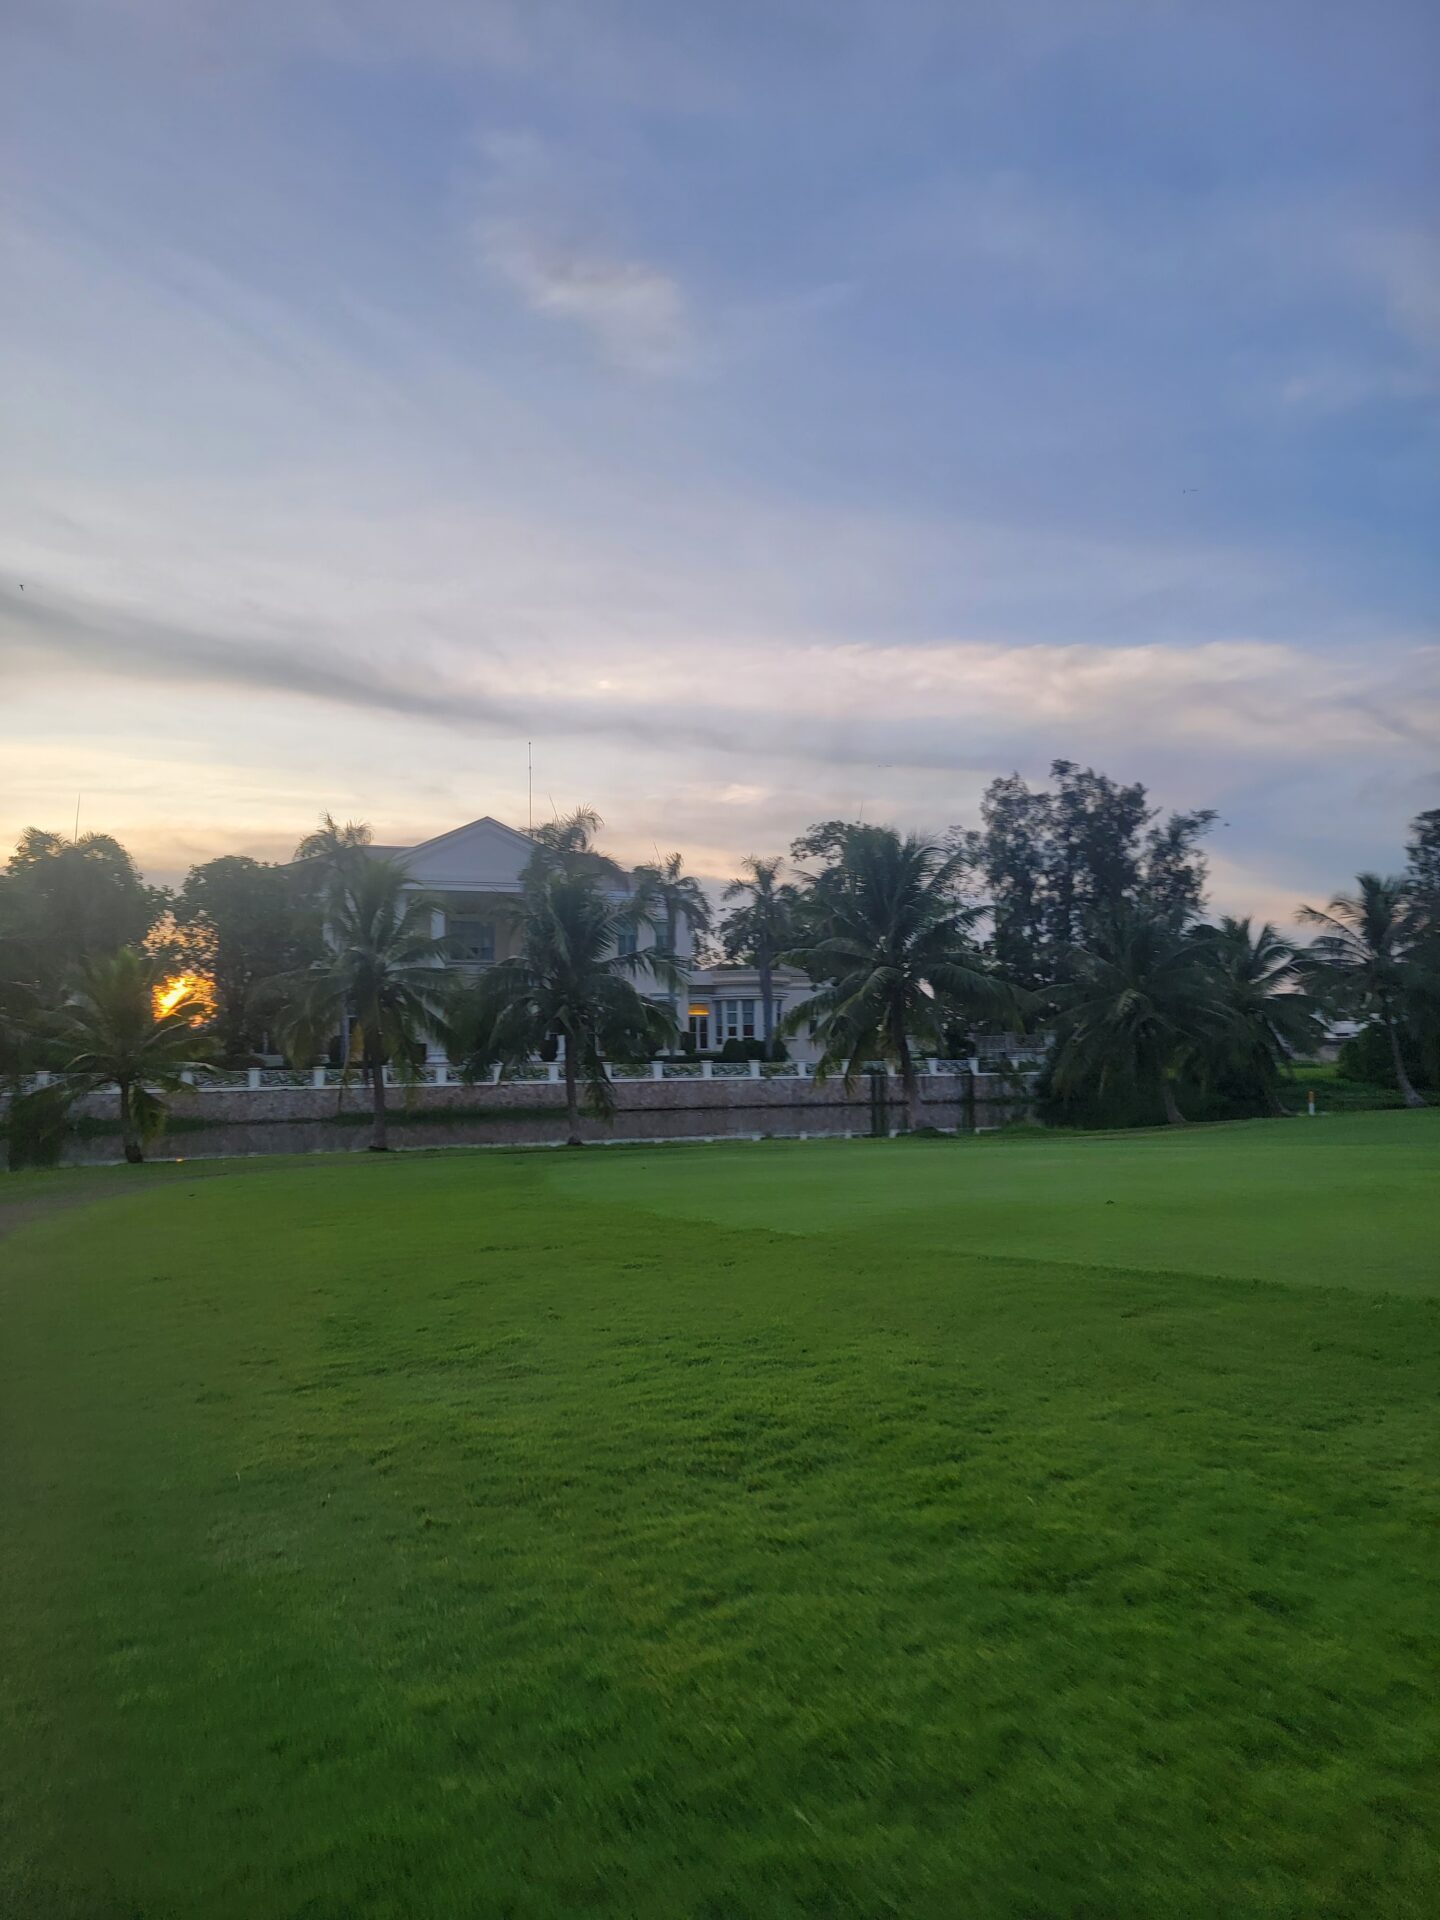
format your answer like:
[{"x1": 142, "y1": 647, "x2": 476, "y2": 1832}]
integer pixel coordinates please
[
  {"x1": 7, "y1": 579, "x2": 1435, "y2": 776},
  {"x1": 1278, "y1": 359, "x2": 1439, "y2": 416},
  {"x1": 471, "y1": 132, "x2": 696, "y2": 374}
]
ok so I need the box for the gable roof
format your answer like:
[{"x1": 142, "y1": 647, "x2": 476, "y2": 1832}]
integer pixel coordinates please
[{"x1": 401, "y1": 815, "x2": 535, "y2": 859}]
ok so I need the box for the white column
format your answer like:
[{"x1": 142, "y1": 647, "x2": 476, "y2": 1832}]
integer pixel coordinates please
[
  {"x1": 749, "y1": 1058, "x2": 762, "y2": 1079},
  {"x1": 701, "y1": 1060, "x2": 713, "y2": 1080},
  {"x1": 312, "y1": 1066, "x2": 326, "y2": 1088},
  {"x1": 247, "y1": 1066, "x2": 261, "y2": 1090},
  {"x1": 651, "y1": 1060, "x2": 665, "y2": 1080}
]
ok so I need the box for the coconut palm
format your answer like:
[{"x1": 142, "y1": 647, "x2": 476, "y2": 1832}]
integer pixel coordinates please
[
  {"x1": 1298, "y1": 874, "x2": 1427, "y2": 1107},
  {"x1": 292, "y1": 811, "x2": 372, "y2": 875},
  {"x1": 525, "y1": 807, "x2": 626, "y2": 887},
  {"x1": 1192, "y1": 917, "x2": 1320, "y2": 1116},
  {"x1": 720, "y1": 856, "x2": 799, "y2": 1049},
  {"x1": 635, "y1": 851, "x2": 713, "y2": 1041},
  {"x1": 454, "y1": 867, "x2": 674, "y2": 1146},
  {"x1": 1049, "y1": 904, "x2": 1225, "y2": 1126},
  {"x1": 784, "y1": 827, "x2": 1018, "y2": 1131},
  {"x1": 277, "y1": 857, "x2": 452, "y2": 1150},
  {"x1": 50, "y1": 947, "x2": 215, "y2": 1163}
]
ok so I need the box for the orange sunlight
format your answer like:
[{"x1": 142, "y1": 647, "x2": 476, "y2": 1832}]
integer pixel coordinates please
[{"x1": 152, "y1": 972, "x2": 216, "y2": 1025}]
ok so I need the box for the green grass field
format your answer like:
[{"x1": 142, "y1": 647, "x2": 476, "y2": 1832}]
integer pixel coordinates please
[{"x1": 2, "y1": 1114, "x2": 1437, "y2": 1918}]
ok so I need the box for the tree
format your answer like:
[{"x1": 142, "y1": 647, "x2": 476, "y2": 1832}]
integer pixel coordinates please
[
  {"x1": 0, "y1": 828, "x2": 166, "y2": 973},
  {"x1": 292, "y1": 812, "x2": 373, "y2": 877},
  {"x1": 635, "y1": 851, "x2": 712, "y2": 1040},
  {"x1": 956, "y1": 764, "x2": 1215, "y2": 989},
  {"x1": 277, "y1": 857, "x2": 452, "y2": 1150},
  {"x1": 454, "y1": 867, "x2": 673, "y2": 1146},
  {"x1": 1404, "y1": 809, "x2": 1440, "y2": 911},
  {"x1": 1048, "y1": 905, "x2": 1225, "y2": 1126},
  {"x1": 526, "y1": 807, "x2": 626, "y2": 887},
  {"x1": 171, "y1": 855, "x2": 308, "y2": 1058},
  {"x1": 1402, "y1": 812, "x2": 1440, "y2": 1088},
  {"x1": 50, "y1": 948, "x2": 214, "y2": 1163},
  {"x1": 1192, "y1": 918, "x2": 1319, "y2": 1117},
  {"x1": 1298, "y1": 875, "x2": 1427, "y2": 1108},
  {"x1": 785, "y1": 826, "x2": 1018, "y2": 1131},
  {"x1": 718, "y1": 856, "x2": 799, "y2": 1048}
]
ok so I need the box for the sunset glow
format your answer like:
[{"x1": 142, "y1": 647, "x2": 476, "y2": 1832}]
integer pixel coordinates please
[{"x1": 152, "y1": 973, "x2": 216, "y2": 1025}]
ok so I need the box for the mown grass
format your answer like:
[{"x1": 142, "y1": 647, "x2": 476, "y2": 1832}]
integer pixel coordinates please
[{"x1": 2, "y1": 1114, "x2": 1437, "y2": 1918}]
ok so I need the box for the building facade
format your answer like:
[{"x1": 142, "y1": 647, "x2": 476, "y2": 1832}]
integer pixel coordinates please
[{"x1": 372, "y1": 816, "x2": 822, "y2": 1064}]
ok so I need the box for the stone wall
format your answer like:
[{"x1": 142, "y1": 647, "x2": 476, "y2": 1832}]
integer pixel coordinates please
[{"x1": 8, "y1": 1071, "x2": 1035, "y2": 1164}]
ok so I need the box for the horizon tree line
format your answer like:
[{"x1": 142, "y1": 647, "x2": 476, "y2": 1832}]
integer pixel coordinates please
[{"x1": 2, "y1": 771, "x2": 1436, "y2": 1160}]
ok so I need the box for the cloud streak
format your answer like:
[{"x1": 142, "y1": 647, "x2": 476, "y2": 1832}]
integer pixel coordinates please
[
  {"x1": 7, "y1": 581, "x2": 1434, "y2": 775},
  {"x1": 471, "y1": 133, "x2": 696, "y2": 373}
]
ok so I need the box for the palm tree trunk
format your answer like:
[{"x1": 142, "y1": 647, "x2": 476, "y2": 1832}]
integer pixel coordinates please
[
  {"x1": 1384, "y1": 1010, "x2": 1427, "y2": 1108},
  {"x1": 897, "y1": 1033, "x2": 922, "y2": 1132},
  {"x1": 369, "y1": 1059, "x2": 389, "y2": 1150},
  {"x1": 667, "y1": 907, "x2": 681, "y2": 1046},
  {"x1": 1159, "y1": 1071, "x2": 1187, "y2": 1126},
  {"x1": 759, "y1": 945, "x2": 775, "y2": 1053},
  {"x1": 118, "y1": 1078, "x2": 144, "y2": 1164},
  {"x1": 563, "y1": 1043, "x2": 582, "y2": 1146}
]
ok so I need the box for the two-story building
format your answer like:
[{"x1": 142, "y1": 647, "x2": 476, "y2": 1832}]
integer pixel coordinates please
[{"x1": 368, "y1": 816, "x2": 821, "y2": 1064}]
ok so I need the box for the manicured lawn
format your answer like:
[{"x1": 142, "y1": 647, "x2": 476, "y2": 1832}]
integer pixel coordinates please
[{"x1": 2, "y1": 1115, "x2": 1437, "y2": 1918}]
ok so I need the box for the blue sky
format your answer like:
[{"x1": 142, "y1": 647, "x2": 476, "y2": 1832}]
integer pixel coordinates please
[{"x1": 3, "y1": 0, "x2": 1437, "y2": 915}]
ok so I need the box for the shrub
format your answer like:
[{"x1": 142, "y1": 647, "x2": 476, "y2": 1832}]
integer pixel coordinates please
[
  {"x1": 4, "y1": 1084, "x2": 74, "y2": 1170},
  {"x1": 1336, "y1": 1022, "x2": 1424, "y2": 1085}
]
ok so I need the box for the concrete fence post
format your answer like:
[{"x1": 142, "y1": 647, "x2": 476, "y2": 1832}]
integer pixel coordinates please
[
  {"x1": 312, "y1": 1066, "x2": 326, "y2": 1089},
  {"x1": 749, "y1": 1058, "x2": 762, "y2": 1079},
  {"x1": 547, "y1": 1062, "x2": 560, "y2": 1084},
  {"x1": 701, "y1": 1060, "x2": 713, "y2": 1079},
  {"x1": 651, "y1": 1061, "x2": 665, "y2": 1080},
  {"x1": 247, "y1": 1067, "x2": 261, "y2": 1091}
]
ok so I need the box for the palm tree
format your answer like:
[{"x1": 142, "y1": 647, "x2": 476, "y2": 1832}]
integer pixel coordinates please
[
  {"x1": 525, "y1": 807, "x2": 626, "y2": 887},
  {"x1": 1049, "y1": 905, "x2": 1225, "y2": 1126},
  {"x1": 50, "y1": 948, "x2": 215, "y2": 1163},
  {"x1": 277, "y1": 857, "x2": 452, "y2": 1150},
  {"x1": 454, "y1": 867, "x2": 674, "y2": 1146},
  {"x1": 720, "y1": 856, "x2": 798, "y2": 1050},
  {"x1": 1193, "y1": 917, "x2": 1320, "y2": 1116},
  {"x1": 637, "y1": 851, "x2": 714, "y2": 1044},
  {"x1": 784, "y1": 827, "x2": 1017, "y2": 1131},
  {"x1": 292, "y1": 811, "x2": 372, "y2": 875},
  {"x1": 1298, "y1": 874, "x2": 1427, "y2": 1108}
]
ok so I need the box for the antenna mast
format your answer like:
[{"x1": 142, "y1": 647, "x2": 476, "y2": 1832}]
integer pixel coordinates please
[{"x1": 527, "y1": 741, "x2": 533, "y2": 833}]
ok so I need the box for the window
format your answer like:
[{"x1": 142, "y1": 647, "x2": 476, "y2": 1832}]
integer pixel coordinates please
[
  {"x1": 718, "y1": 999, "x2": 756, "y2": 1042},
  {"x1": 447, "y1": 916, "x2": 494, "y2": 965},
  {"x1": 687, "y1": 1007, "x2": 710, "y2": 1051},
  {"x1": 617, "y1": 925, "x2": 638, "y2": 957}
]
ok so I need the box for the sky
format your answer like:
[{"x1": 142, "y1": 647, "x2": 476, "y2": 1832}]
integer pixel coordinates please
[{"x1": 3, "y1": 0, "x2": 1437, "y2": 921}]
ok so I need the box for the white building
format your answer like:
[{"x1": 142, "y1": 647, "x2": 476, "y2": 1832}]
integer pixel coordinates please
[{"x1": 369, "y1": 816, "x2": 821, "y2": 1064}]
